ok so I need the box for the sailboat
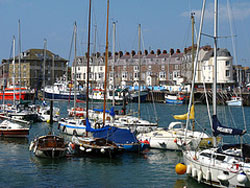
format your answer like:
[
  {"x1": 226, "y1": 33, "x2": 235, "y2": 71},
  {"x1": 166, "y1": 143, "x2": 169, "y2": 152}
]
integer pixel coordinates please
[
  {"x1": 137, "y1": 105, "x2": 209, "y2": 150},
  {"x1": 180, "y1": 0, "x2": 250, "y2": 187},
  {"x1": 0, "y1": 36, "x2": 30, "y2": 138},
  {"x1": 58, "y1": 22, "x2": 87, "y2": 136}
]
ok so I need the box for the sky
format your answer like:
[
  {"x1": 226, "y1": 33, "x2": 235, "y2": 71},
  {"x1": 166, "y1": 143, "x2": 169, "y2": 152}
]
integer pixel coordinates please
[{"x1": 1, "y1": 0, "x2": 250, "y2": 67}]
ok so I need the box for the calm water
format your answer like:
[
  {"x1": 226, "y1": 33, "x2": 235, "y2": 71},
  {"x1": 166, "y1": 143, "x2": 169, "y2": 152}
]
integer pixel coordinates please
[{"x1": 1, "y1": 101, "x2": 250, "y2": 188}]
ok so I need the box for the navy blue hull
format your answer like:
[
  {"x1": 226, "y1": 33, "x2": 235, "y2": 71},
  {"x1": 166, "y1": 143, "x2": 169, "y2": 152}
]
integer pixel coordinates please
[{"x1": 44, "y1": 92, "x2": 86, "y2": 100}]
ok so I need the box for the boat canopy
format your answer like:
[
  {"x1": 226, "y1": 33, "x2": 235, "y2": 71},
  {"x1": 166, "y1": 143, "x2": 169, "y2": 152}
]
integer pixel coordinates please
[
  {"x1": 85, "y1": 118, "x2": 138, "y2": 144},
  {"x1": 173, "y1": 105, "x2": 195, "y2": 120},
  {"x1": 212, "y1": 115, "x2": 246, "y2": 137},
  {"x1": 93, "y1": 107, "x2": 115, "y2": 117}
]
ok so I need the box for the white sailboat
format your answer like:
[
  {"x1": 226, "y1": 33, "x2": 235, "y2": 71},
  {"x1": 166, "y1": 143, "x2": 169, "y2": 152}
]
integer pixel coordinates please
[
  {"x1": 180, "y1": 1, "x2": 250, "y2": 187},
  {"x1": 58, "y1": 22, "x2": 87, "y2": 136}
]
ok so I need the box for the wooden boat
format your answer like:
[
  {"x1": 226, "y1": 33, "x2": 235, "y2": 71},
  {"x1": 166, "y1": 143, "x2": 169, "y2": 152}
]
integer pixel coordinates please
[
  {"x1": 29, "y1": 135, "x2": 67, "y2": 158},
  {"x1": 69, "y1": 136, "x2": 123, "y2": 158},
  {"x1": 0, "y1": 120, "x2": 29, "y2": 138}
]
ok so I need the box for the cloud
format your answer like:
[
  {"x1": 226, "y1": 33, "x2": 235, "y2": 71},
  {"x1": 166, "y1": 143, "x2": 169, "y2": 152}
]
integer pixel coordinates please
[{"x1": 181, "y1": 2, "x2": 250, "y2": 21}]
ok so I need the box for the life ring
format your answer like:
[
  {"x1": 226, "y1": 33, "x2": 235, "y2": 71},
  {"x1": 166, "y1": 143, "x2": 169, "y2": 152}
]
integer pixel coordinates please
[{"x1": 228, "y1": 163, "x2": 241, "y2": 173}]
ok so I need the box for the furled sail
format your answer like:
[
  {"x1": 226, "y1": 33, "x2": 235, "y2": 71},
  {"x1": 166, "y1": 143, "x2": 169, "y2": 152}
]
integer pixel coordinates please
[
  {"x1": 212, "y1": 115, "x2": 246, "y2": 137},
  {"x1": 173, "y1": 105, "x2": 195, "y2": 120}
]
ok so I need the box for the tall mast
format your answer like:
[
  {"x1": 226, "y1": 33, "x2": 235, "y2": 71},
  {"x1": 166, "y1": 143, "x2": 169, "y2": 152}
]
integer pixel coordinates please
[
  {"x1": 43, "y1": 39, "x2": 47, "y2": 100},
  {"x1": 191, "y1": 13, "x2": 195, "y2": 131},
  {"x1": 103, "y1": 0, "x2": 110, "y2": 125},
  {"x1": 12, "y1": 36, "x2": 16, "y2": 104},
  {"x1": 138, "y1": 24, "x2": 141, "y2": 119},
  {"x1": 213, "y1": 0, "x2": 218, "y2": 116},
  {"x1": 212, "y1": 0, "x2": 218, "y2": 147},
  {"x1": 73, "y1": 22, "x2": 77, "y2": 119},
  {"x1": 18, "y1": 20, "x2": 22, "y2": 100},
  {"x1": 86, "y1": 0, "x2": 92, "y2": 119},
  {"x1": 112, "y1": 22, "x2": 116, "y2": 107}
]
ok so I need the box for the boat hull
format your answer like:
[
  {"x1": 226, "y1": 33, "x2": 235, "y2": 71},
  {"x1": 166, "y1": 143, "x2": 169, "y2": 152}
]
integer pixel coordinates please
[
  {"x1": 44, "y1": 92, "x2": 86, "y2": 100},
  {"x1": 58, "y1": 121, "x2": 86, "y2": 136},
  {"x1": 0, "y1": 129, "x2": 29, "y2": 138},
  {"x1": 183, "y1": 151, "x2": 250, "y2": 187}
]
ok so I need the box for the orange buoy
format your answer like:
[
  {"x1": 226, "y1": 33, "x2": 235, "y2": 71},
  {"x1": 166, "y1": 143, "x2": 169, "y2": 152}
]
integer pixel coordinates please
[
  {"x1": 174, "y1": 138, "x2": 177, "y2": 143},
  {"x1": 175, "y1": 163, "x2": 187, "y2": 175}
]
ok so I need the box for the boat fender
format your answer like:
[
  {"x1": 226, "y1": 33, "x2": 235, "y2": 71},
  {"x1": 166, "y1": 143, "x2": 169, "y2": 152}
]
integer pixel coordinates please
[
  {"x1": 33, "y1": 145, "x2": 37, "y2": 153},
  {"x1": 206, "y1": 170, "x2": 211, "y2": 181},
  {"x1": 217, "y1": 174, "x2": 228, "y2": 182},
  {"x1": 197, "y1": 170, "x2": 202, "y2": 182},
  {"x1": 73, "y1": 130, "x2": 77, "y2": 136},
  {"x1": 57, "y1": 123, "x2": 60, "y2": 129},
  {"x1": 237, "y1": 172, "x2": 248, "y2": 184},
  {"x1": 174, "y1": 138, "x2": 177, "y2": 143},
  {"x1": 70, "y1": 143, "x2": 75, "y2": 150},
  {"x1": 101, "y1": 148, "x2": 105, "y2": 153},
  {"x1": 62, "y1": 126, "x2": 66, "y2": 132},
  {"x1": 86, "y1": 148, "x2": 92, "y2": 152},
  {"x1": 192, "y1": 168, "x2": 197, "y2": 178},
  {"x1": 186, "y1": 165, "x2": 192, "y2": 175},
  {"x1": 79, "y1": 146, "x2": 85, "y2": 151},
  {"x1": 29, "y1": 142, "x2": 34, "y2": 151},
  {"x1": 175, "y1": 163, "x2": 187, "y2": 175}
]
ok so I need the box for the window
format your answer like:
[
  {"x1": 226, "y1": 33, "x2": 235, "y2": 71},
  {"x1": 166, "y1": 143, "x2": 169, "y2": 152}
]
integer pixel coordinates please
[
  {"x1": 226, "y1": 70, "x2": 230, "y2": 77},
  {"x1": 23, "y1": 65, "x2": 26, "y2": 70},
  {"x1": 159, "y1": 72, "x2": 166, "y2": 78},
  {"x1": 100, "y1": 67, "x2": 103, "y2": 71},
  {"x1": 134, "y1": 66, "x2": 139, "y2": 71},
  {"x1": 226, "y1": 61, "x2": 230, "y2": 66},
  {"x1": 122, "y1": 72, "x2": 127, "y2": 79},
  {"x1": 134, "y1": 72, "x2": 139, "y2": 78},
  {"x1": 148, "y1": 65, "x2": 152, "y2": 70},
  {"x1": 161, "y1": 65, "x2": 165, "y2": 70},
  {"x1": 175, "y1": 65, "x2": 179, "y2": 70},
  {"x1": 78, "y1": 67, "x2": 80, "y2": 71}
]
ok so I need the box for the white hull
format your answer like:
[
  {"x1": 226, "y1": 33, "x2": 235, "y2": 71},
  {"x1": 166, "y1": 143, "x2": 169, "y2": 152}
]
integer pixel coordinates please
[
  {"x1": 183, "y1": 148, "x2": 250, "y2": 187},
  {"x1": 58, "y1": 120, "x2": 86, "y2": 136},
  {"x1": 137, "y1": 122, "x2": 209, "y2": 151}
]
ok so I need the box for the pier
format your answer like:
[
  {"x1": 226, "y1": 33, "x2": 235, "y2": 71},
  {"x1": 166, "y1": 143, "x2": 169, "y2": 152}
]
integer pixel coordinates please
[{"x1": 146, "y1": 90, "x2": 250, "y2": 106}]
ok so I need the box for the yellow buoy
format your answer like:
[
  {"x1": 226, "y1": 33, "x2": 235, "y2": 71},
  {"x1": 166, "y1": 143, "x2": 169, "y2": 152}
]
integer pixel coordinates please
[
  {"x1": 175, "y1": 163, "x2": 187, "y2": 175},
  {"x1": 47, "y1": 120, "x2": 50, "y2": 123}
]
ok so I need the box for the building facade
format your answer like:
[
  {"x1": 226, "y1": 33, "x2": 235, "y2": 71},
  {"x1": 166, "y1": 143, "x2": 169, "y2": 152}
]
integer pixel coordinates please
[{"x1": 0, "y1": 49, "x2": 68, "y2": 89}]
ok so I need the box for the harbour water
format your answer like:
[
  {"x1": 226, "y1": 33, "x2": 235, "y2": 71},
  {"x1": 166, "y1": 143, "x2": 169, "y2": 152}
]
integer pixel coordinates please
[{"x1": 1, "y1": 101, "x2": 250, "y2": 187}]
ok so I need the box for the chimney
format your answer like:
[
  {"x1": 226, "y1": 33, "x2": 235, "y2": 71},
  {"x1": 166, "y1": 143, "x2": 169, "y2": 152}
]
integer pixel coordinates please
[
  {"x1": 176, "y1": 49, "x2": 181, "y2": 53},
  {"x1": 156, "y1": 49, "x2": 161, "y2": 56},
  {"x1": 118, "y1": 51, "x2": 123, "y2": 57},
  {"x1": 162, "y1": 50, "x2": 167, "y2": 54},
  {"x1": 170, "y1": 48, "x2": 174, "y2": 55},
  {"x1": 131, "y1": 50, "x2": 136, "y2": 57}
]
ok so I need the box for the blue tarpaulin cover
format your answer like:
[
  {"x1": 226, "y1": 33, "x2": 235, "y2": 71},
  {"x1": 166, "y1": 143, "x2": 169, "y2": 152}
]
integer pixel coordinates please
[{"x1": 85, "y1": 118, "x2": 138, "y2": 144}]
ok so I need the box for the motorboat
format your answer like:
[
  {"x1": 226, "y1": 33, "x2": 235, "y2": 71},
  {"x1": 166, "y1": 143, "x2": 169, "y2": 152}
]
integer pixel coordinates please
[
  {"x1": 226, "y1": 96, "x2": 243, "y2": 106},
  {"x1": 0, "y1": 120, "x2": 29, "y2": 138},
  {"x1": 165, "y1": 93, "x2": 185, "y2": 104}
]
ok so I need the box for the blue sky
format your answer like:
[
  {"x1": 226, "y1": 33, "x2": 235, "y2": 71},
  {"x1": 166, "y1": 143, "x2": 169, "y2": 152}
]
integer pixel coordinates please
[{"x1": 1, "y1": 0, "x2": 250, "y2": 66}]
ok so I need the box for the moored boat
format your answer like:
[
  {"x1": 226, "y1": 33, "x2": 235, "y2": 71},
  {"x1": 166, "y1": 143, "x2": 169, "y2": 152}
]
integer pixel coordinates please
[
  {"x1": 29, "y1": 135, "x2": 67, "y2": 158},
  {"x1": 0, "y1": 120, "x2": 29, "y2": 138}
]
